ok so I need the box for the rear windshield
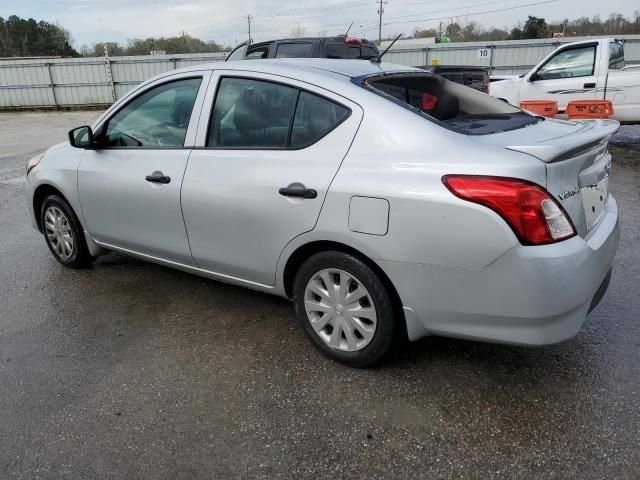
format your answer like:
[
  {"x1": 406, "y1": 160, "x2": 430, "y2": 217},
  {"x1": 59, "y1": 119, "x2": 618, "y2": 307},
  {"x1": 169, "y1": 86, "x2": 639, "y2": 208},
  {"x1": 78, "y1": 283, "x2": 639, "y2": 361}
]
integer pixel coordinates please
[{"x1": 363, "y1": 73, "x2": 539, "y2": 135}]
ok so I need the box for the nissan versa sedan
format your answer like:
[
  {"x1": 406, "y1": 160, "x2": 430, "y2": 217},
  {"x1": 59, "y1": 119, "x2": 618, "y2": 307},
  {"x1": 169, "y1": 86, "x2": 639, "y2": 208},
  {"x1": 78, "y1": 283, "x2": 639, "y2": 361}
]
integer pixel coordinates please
[{"x1": 25, "y1": 59, "x2": 620, "y2": 366}]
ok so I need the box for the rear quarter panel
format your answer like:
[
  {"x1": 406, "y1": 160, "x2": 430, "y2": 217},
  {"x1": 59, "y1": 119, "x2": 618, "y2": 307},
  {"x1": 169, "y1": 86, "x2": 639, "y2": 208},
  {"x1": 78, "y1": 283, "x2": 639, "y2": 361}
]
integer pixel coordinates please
[{"x1": 309, "y1": 97, "x2": 548, "y2": 270}]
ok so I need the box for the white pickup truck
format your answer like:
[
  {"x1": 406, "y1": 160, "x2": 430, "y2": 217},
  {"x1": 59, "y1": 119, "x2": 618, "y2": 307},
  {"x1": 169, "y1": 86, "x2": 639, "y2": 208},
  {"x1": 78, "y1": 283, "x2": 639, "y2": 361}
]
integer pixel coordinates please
[{"x1": 490, "y1": 38, "x2": 640, "y2": 122}]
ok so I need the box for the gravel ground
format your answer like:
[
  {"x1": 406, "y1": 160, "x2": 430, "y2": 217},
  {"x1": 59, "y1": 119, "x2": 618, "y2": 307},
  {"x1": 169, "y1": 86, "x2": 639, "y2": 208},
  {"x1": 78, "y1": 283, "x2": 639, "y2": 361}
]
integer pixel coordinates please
[
  {"x1": 0, "y1": 111, "x2": 639, "y2": 479},
  {"x1": 611, "y1": 124, "x2": 640, "y2": 144}
]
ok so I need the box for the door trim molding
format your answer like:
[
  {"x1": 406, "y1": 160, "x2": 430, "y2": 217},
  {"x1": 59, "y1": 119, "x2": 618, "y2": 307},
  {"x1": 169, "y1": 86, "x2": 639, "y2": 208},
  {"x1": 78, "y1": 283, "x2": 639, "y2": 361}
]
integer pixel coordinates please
[{"x1": 93, "y1": 239, "x2": 280, "y2": 295}]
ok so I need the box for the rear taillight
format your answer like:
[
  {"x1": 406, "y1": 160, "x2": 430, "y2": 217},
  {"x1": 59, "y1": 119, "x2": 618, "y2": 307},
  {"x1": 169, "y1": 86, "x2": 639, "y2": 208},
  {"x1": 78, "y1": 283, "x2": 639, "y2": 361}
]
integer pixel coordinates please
[{"x1": 442, "y1": 175, "x2": 576, "y2": 245}]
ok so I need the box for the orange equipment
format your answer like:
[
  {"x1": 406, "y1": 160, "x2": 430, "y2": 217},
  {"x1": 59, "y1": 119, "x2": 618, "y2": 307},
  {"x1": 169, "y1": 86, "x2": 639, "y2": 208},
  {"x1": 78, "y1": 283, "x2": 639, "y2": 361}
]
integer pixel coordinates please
[
  {"x1": 519, "y1": 100, "x2": 559, "y2": 117},
  {"x1": 565, "y1": 100, "x2": 614, "y2": 119}
]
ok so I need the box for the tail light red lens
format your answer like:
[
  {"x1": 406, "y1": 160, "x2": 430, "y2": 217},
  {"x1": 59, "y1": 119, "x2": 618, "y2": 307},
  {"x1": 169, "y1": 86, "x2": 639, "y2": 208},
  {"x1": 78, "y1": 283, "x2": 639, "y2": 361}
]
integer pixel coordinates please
[{"x1": 442, "y1": 175, "x2": 576, "y2": 245}]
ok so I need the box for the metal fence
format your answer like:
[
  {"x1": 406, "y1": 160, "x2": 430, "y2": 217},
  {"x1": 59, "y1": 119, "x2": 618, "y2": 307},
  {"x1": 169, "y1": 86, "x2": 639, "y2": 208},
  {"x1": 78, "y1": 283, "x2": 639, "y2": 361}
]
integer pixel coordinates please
[
  {"x1": 383, "y1": 35, "x2": 640, "y2": 75},
  {"x1": 0, "y1": 52, "x2": 227, "y2": 108},
  {"x1": 1, "y1": 35, "x2": 639, "y2": 108}
]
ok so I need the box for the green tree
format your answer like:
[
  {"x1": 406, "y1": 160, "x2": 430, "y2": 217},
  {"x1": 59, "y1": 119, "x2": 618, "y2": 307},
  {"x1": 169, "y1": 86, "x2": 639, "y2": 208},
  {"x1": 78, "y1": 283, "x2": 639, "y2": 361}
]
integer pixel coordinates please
[
  {"x1": 412, "y1": 27, "x2": 439, "y2": 39},
  {"x1": 0, "y1": 15, "x2": 77, "y2": 57},
  {"x1": 445, "y1": 22, "x2": 462, "y2": 41},
  {"x1": 522, "y1": 16, "x2": 549, "y2": 39}
]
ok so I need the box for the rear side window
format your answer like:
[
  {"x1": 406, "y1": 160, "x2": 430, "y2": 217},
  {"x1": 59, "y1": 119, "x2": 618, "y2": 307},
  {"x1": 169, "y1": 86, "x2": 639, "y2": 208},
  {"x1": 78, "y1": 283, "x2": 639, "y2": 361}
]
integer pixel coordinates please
[
  {"x1": 361, "y1": 45, "x2": 378, "y2": 59},
  {"x1": 207, "y1": 77, "x2": 349, "y2": 149},
  {"x1": 609, "y1": 42, "x2": 625, "y2": 69},
  {"x1": 365, "y1": 73, "x2": 536, "y2": 135},
  {"x1": 208, "y1": 78, "x2": 298, "y2": 148},
  {"x1": 275, "y1": 42, "x2": 313, "y2": 58},
  {"x1": 325, "y1": 43, "x2": 361, "y2": 59},
  {"x1": 291, "y1": 92, "x2": 349, "y2": 147}
]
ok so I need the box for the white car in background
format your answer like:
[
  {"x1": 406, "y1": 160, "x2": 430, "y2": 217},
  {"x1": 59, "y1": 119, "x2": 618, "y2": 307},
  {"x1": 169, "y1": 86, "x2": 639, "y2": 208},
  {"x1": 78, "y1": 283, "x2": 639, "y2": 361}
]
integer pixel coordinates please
[{"x1": 491, "y1": 38, "x2": 640, "y2": 122}]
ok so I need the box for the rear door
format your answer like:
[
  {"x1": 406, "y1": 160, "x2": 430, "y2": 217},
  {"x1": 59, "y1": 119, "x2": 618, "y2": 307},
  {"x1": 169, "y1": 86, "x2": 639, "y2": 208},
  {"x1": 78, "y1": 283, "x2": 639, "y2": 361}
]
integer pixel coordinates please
[
  {"x1": 181, "y1": 72, "x2": 363, "y2": 286},
  {"x1": 520, "y1": 43, "x2": 602, "y2": 110}
]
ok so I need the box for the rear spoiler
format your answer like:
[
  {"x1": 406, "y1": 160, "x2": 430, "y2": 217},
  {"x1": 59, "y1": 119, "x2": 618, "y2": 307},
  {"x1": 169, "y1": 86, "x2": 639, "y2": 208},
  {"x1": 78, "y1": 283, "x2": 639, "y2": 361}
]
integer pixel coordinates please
[{"x1": 505, "y1": 119, "x2": 620, "y2": 163}]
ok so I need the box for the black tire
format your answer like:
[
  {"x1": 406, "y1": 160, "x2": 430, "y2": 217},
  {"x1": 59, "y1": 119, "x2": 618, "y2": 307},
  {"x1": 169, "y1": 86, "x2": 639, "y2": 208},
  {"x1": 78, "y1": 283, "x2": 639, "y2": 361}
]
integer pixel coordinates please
[
  {"x1": 292, "y1": 251, "x2": 397, "y2": 367},
  {"x1": 40, "y1": 194, "x2": 94, "y2": 268}
]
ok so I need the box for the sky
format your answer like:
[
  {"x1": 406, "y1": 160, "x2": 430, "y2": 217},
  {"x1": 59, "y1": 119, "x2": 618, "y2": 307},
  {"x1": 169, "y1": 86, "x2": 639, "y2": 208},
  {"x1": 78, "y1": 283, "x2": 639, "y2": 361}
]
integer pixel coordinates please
[{"x1": 2, "y1": 0, "x2": 639, "y2": 48}]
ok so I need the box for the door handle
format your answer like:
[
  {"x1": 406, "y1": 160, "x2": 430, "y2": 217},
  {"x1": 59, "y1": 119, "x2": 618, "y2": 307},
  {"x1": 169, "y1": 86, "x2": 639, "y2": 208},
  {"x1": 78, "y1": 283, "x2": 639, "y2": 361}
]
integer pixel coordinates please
[
  {"x1": 279, "y1": 184, "x2": 317, "y2": 199},
  {"x1": 145, "y1": 172, "x2": 171, "y2": 184},
  {"x1": 583, "y1": 82, "x2": 596, "y2": 88}
]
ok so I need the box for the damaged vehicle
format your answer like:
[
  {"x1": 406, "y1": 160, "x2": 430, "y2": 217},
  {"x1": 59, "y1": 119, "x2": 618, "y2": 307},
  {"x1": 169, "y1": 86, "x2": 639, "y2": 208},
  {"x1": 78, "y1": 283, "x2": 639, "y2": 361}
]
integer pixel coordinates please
[{"x1": 26, "y1": 59, "x2": 619, "y2": 366}]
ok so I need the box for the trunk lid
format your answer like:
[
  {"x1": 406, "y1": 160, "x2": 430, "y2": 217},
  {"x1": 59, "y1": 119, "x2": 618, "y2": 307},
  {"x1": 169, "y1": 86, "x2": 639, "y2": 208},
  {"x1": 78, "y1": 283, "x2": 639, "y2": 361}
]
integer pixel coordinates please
[{"x1": 473, "y1": 118, "x2": 619, "y2": 237}]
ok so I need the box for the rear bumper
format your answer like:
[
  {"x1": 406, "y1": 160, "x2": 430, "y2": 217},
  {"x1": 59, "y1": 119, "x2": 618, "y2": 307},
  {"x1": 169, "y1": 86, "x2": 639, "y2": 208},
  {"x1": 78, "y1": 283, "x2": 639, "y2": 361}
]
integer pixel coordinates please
[{"x1": 384, "y1": 195, "x2": 620, "y2": 345}]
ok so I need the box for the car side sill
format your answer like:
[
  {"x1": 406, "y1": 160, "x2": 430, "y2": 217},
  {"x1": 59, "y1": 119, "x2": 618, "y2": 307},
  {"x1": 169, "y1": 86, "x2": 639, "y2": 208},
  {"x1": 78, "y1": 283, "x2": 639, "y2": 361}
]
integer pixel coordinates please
[{"x1": 93, "y1": 239, "x2": 281, "y2": 296}]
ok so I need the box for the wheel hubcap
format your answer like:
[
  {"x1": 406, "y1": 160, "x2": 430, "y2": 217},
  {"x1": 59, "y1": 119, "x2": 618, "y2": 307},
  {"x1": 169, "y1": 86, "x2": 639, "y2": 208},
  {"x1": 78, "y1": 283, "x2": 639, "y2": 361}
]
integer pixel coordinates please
[
  {"x1": 44, "y1": 206, "x2": 74, "y2": 261},
  {"x1": 304, "y1": 268, "x2": 377, "y2": 352}
]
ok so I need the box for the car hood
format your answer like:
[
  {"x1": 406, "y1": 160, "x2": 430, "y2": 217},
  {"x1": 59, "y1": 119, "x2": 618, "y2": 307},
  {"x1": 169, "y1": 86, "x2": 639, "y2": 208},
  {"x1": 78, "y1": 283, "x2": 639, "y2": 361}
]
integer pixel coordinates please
[{"x1": 471, "y1": 118, "x2": 620, "y2": 163}]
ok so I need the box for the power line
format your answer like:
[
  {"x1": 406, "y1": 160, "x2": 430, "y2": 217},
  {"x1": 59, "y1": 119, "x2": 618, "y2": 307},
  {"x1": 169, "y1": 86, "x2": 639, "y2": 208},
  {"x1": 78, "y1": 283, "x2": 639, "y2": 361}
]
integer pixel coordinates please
[
  {"x1": 383, "y1": 0, "x2": 559, "y2": 26},
  {"x1": 383, "y1": 0, "x2": 528, "y2": 22}
]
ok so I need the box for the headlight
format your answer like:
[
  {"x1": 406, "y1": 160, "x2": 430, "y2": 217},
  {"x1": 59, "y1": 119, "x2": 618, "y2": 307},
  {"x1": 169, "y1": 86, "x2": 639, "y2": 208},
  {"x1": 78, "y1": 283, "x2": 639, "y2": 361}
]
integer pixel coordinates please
[{"x1": 26, "y1": 153, "x2": 44, "y2": 174}]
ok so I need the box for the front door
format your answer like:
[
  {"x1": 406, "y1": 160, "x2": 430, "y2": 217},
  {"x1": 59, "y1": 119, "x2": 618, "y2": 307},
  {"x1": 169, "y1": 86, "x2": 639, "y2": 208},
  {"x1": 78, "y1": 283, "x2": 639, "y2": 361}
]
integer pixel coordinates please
[
  {"x1": 521, "y1": 43, "x2": 601, "y2": 110},
  {"x1": 78, "y1": 74, "x2": 207, "y2": 264},
  {"x1": 181, "y1": 73, "x2": 362, "y2": 286}
]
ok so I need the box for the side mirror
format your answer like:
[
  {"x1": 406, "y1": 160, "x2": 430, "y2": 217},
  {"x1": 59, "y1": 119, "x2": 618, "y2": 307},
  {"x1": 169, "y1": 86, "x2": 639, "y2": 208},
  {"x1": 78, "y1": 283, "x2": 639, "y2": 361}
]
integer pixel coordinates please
[{"x1": 68, "y1": 125, "x2": 96, "y2": 149}]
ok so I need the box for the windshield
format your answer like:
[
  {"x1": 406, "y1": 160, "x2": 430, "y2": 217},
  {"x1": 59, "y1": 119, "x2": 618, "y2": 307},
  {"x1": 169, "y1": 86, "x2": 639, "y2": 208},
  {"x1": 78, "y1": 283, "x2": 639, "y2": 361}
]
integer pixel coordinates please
[
  {"x1": 363, "y1": 73, "x2": 539, "y2": 135},
  {"x1": 226, "y1": 42, "x2": 248, "y2": 61}
]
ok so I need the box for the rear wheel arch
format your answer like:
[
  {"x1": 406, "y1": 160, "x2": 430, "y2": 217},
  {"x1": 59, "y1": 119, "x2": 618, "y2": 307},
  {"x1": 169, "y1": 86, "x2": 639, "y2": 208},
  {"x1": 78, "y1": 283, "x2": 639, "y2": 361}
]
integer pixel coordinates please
[{"x1": 282, "y1": 240, "x2": 407, "y2": 338}]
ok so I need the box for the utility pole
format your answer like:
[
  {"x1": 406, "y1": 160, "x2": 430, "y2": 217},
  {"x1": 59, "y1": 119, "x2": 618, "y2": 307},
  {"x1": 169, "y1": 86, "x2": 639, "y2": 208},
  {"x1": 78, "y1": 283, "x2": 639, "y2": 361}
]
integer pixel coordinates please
[
  {"x1": 247, "y1": 14, "x2": 253, "y2": 41},
  {"x1": 181, "y1": 31, "x2": 188, "y2": 53},
  {"x1": 377, "y1": 0, "x2": 387, "y2": 45}
]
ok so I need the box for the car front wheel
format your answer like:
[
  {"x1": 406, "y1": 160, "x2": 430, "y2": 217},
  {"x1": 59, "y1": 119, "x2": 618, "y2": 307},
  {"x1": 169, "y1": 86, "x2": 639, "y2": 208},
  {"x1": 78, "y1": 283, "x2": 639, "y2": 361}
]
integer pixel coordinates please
[
  {"x1": 40, "y1": 194, "x2": 94, "y2": 268},
  {"x1": 293, "y1": 251, "x2": 397, "y2": 367}
]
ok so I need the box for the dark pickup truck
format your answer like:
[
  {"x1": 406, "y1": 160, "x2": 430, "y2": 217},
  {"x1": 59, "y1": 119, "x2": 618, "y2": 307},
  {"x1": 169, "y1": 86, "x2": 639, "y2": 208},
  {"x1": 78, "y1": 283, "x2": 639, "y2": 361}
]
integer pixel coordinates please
[
  {"x1": 227, "y1": 36, "x2": 379, "y2": 61},
  {"x1": 415, "y1": 65, "x2": 490, "y2": 94}
]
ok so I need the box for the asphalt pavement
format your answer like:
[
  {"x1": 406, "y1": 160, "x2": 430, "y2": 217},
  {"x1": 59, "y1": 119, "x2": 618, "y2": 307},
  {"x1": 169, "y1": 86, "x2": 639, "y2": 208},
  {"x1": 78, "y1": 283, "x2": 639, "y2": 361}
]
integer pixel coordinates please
[{"x1": 1, "y1": 111, "x2": 639, "y2": 479}]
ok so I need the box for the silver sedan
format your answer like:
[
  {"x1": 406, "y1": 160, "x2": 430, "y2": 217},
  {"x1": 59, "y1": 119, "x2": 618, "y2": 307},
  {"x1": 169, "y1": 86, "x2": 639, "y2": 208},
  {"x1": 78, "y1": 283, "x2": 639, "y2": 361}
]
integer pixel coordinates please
[{"x1": 25, "y1": 59, "x2": 620, "y2": 366}]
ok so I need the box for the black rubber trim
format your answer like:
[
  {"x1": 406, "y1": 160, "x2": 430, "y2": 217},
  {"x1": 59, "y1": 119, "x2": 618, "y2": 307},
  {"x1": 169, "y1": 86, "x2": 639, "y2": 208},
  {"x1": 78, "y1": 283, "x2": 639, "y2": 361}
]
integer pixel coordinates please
[{"x1": 588, "y1": 268, "x2": 612, "y2": 314}]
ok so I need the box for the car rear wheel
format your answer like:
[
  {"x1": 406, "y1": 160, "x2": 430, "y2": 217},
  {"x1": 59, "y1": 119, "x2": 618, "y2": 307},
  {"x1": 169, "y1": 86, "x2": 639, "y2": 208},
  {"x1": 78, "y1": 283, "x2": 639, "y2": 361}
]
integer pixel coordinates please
[
  {"x1": 293, "y1": 251, "x2": 397, "y2": 367},
  {"x1": 40, "y1": 195, "x2": 94, "y2": 268}
]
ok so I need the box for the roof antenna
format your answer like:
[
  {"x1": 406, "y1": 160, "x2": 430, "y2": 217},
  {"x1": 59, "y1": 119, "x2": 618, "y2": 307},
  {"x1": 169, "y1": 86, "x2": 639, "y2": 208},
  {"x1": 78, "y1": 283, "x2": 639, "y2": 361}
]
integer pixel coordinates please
[
  {"x1": 344, "y1": 22, "x2": 354, "y2": 37},
  {"x1": 371, "y1": 33, "x2": 401, "y2": 64}
]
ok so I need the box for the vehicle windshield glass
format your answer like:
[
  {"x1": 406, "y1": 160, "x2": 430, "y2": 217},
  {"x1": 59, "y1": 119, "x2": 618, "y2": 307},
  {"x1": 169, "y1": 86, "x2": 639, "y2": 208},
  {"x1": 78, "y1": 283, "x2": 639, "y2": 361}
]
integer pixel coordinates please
[
  {"x1": 226, "y1": 43, "x2": 248, "y2": 61},
  {"x1": 364, "y1": 73, "x2": 538, "y2": 135}
]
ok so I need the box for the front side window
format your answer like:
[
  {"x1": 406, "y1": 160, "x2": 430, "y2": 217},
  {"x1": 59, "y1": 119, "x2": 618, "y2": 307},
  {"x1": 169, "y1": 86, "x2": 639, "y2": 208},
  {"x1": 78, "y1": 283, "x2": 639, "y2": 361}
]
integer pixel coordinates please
[
  {"x1": 536, "y1": 46, "x2": 596, "y2": 80},
  {"x1": 104, "y1": 78, "x2": 201, "y2": 148},
  {"x1": 207, "y1": 77, "x2": 350, "y2": 148},
  {"x1": 275, "y1": 42, "x2": 313, "y2": 58},
  {"x1": 609, "y1": 42, "x2": 625, "y2": 70}
]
